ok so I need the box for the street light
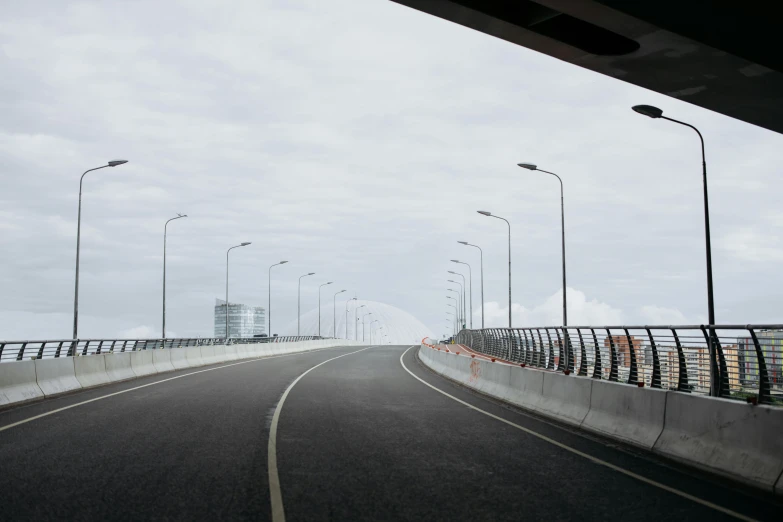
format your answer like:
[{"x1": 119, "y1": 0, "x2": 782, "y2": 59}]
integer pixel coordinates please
[
  {"x1": 478, "y1": 210, "x2": 512, "y2": 328},
  {"x1": 362, "y1": 312, "x2": 373, "y2": 342},
  {"x1": 162, "y1": 213, "x2": 187, "y2": 338},
  {"x1": 72, "y1": 159, "x2": 128, "y2": 340},
  {"x1": 370, "y1": 319, "x2": 380, "y2": 344},
  {"x1": 447, "y1": 279, "x2": 463, "y2": 326},
  {"x1": 226, "y1": 242, "x2": 252, "y2": 338},
  {"x1": 297, "y1": 272, "x2": 315, "y2": 336},
  {"x1": 345, "y1": 297, "x2": 357, "y2": 340},
  {"x1": 631, "y1": 105, "x2": 714, "y2": 326},
  {"x1": 355, "y1": 304, "x2": 366, "y2": 341},
  {"x1": 317, "y1": 282, "x2": 333, "y2": 337},
  {"x1": 451, "y1": 260, "x2": 473, "y2": 329},
  {"x1": 518, "y1": 162, "x2": 568, "y2": 326},
  {"x1": 333, "y1": 289, "x2": 346, "y2": 338},
  {"x1": 633, "y1": 104, "x2": 719, "y2": 395},
  {"x1": 458, "y1": 241, "x2": 484, "y2": 329},
  {"x1": 268, "y1": 261, "x2": 288, "y2": 338},
  {"x1": 447, "y1": 272, "x2": 466, "y2": 329}
]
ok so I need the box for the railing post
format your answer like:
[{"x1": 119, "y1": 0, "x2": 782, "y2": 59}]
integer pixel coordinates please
[
  {"x1": 576, "y1": 329, "x2": 587, "y2": 376},
  {"x1": 605, "y1": 329, "x2": 618, "y2": 382},
  {"x1": 81, "y1": 340, "x2": 90, "y2": 356},
  {"x1": 645, "y1": 328, "x2": 661, "y2": 388},
  {"x1": 624, "y1": 328, "x2": 638, "y2": 385},
  {"x1": 553, "y1": 328, "x2": 564, "y2": 372},
  {"x1": 589, "y1": 329, "x2": 601, "y2": 379},
  {"x1": 16, "y1": 342, "x2": 27, "y2": 361},
  {"x1": 700, "y1": 325, "x2": 727, "y2": 397},
  {"x1": 543, "y1": 329, "x2": 554, "y2": 370},
  {"x1": 748, "y1": 327, "x2": 771, "y2": 404}
]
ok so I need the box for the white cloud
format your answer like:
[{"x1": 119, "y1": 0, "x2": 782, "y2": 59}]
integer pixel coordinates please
[
  {"x1": 119, "y1": 325, "x2": 158, "y2": 339},
  {"x1": 480, "y1": 288, "x2": 624, "y2": 327},
  {"x1": 638, "y1": 305, "x2": 689, "y2": 325}
]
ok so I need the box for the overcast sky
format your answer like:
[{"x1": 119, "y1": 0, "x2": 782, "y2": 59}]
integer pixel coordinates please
[{"x1": 1, "y1": 0, "x2": 781, "y2": 341}]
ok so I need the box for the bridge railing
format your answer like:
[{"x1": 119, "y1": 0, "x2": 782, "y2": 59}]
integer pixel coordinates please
[
  {"x1": 455, "y1": 325, "x2": 783, "y2": 405},
  {"x1": 0, "y1": 336, "x2": 325, "y2": 363}
]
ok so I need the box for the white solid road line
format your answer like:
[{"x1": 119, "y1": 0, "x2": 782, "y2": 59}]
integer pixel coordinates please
[
  {"x1": 267, "y1": 345, "x2": 376, "y2": 522},
  {"x1": 0, "y1": 346, "x2": 351, "y2": 433},
  {"x1": 399, "y1": 346, "x2": 758, "y2": 522}
]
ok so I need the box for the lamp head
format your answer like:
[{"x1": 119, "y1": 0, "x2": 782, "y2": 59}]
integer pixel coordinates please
[
  {"x1": 338, "y1": 289, "x2": 346, "y2": 293},
  {"x1": 477, "y1": 210, "x2": 492, "y2": 216},
  {"x1": 457, "y1": 241, "x2": 468, "y2": 245},
  {"x1": 177, "y1": 213, "x2": 187, "y2": 218},
  {"x1": 308, "y1": 272, "x2": 315, "y2": 276},
  {"x1": 279, "y1": 260, "x2": 288, "y2": 264},
  {"x1": 632, "y1": 104, "x2": 663, "y2": 118},
  {"x1": 240, "y1": 242, "x2": 251, "y2": 246},
  {"x1": 448, "y1": 271, "x2": 457, "y2": 275},
  {"x1": 517, "y1": 163, "x2": 537, "y2": 170},
  {"x1": 450, "y1": 259, "x2": 459, "y2": 263},
  {"x1": 326, "y1": 281, "x2": 333, "y2": 285},
  {"x1": 108, "y1": 159, "x2": 128, "y2": 167}
]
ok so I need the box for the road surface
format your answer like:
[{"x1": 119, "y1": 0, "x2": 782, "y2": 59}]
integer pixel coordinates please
[{"x1": 0, "y1": 345, "x2": 779, "y2": 520}]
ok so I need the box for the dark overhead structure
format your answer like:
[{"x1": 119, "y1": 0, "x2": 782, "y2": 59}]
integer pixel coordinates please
[{"x1": 391, "y1": 0, "x2": 783, "y2": 134}]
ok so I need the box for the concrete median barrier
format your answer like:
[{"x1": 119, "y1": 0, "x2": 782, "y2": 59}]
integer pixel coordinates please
[
  {"x1": 105, "y1": 352, "x2": 135, "y2": 382},
  {"x1": 582, "y1": 380, "x2": 666, "y2": 449},
  {"x1": 169, "y1": 349, "x2": 191, "y2": 370},
  {"x1": 213, "y1": 345, "x2": 228, "y2": 363},
  {"x1": 225, "y1": 345, "x2": 239, "y2": 361},
  {"x1": 653, "y1": 392, "x2": 783, "y2": 493},
  {"x1": 74, "y1": 354, "x2": 111, "y2": 389},
  {"x1": 533, "y1": 372, "x2": 592, "y2": 427},
  {"x1": 200, "y1": 345, "x2": 218, "y2": 365},
  {"x1": 35, "y1": 357, "x2": 81, "y2": 396},
  {"x1": 506, "y1": 366, "x2": 545, "y2": 412},
  {"x1": 0, "y1": 360, "x2": 43, "y2": 406},
  {"x1": 130, "y1": 350, "x2": 157, "y2": 378},
  {"x1": 152, "y1": 349, "x2": 175, "y2": 373},
  {"x1": 185, "y1": 347, "x2": 205, "y2": 367}
]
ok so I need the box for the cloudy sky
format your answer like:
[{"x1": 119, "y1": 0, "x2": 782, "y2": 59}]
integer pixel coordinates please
[{"x1": 1, "y1": 0, "x2": 781, "y2": 341}]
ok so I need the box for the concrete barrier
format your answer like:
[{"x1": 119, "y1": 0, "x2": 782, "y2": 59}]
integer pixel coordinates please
[
  {"x1": 74, "y1": 354, "x2": 111, "y2": 389},
  {"x1": 0, "y1": 360, "x2": 44, "y2": 406},
  {"x1": 213, "y1": 345, "x2": 228, "y2": 364},
  {"x1": 35, "y1": 357, "x2": 81, "y2": 396},
  {"x1": 225, "y1": 345, "x2": 239, "y2": 361},
  {"x1": 169, "y1": 349, "x2": 191, "y2": 369},
  {"x1": 533, "y1": 372, "x2": 592, "y2": 427},
  {"x1": 582, "y1": 380, "x2": 667, "y2": 449},
  {"x1": 506, "y1": 366, "x2": 545, "y2": 412},
  {"x1": 152, "y1": 349, "x2": 175, "y2": 373},
  {"x1": 653, "y1": 392, "x2": 783, "y2": 493},
  {"x1": 130, "y1": 350, "x2": 157, "y2": 378},
  {"x1": 105, "y1": 352, "x2": 135, "y2": 382},
  {"x1": 200, "y1": 345, "x2": 218, "y2": 365},
  {"x1": 186, "y1": 347, "x2": 205, "y2": 367}
]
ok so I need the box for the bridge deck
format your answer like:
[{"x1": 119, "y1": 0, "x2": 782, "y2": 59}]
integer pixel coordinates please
[{"x1": 0, "y1": 345, "x2": 779, "y2": 520}]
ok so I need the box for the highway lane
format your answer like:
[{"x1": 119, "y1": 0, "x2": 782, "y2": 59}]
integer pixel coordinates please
[
  {"x1": 0, "y1": 345, "x2": 364, "y2": 520},
  {"x1": 0, "y1": 344, "x2": 780, "y2": 521}
]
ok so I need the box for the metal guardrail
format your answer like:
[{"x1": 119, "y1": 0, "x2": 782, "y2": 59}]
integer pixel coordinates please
[
  {"x1": 455, "y1": 325, "x2": 783, "y2": 405},
  {"x1": 0, "y1": 336, "x2": 325, "y2": 363}
]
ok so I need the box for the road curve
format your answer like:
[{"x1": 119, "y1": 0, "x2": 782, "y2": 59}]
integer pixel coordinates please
[{"x1": 0, "y1": 345, "x2": 779, "y2": 521}]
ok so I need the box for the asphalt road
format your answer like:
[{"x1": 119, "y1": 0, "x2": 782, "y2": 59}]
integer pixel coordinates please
[{"x1": 0, "y1": 345, "x2": 780, "y2": 521}]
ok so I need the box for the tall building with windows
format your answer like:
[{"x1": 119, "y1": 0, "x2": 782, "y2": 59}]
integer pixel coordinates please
[{"x1": 214, "y1": 299, "x2": 266, "y2": 338}]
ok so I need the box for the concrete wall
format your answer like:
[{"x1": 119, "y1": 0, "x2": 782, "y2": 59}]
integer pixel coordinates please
[
  {"x1": 418, "y1": 344, "x2": 783, "y2": 495},
  {"x1": 0, "y1": 339, "x2": 361, "y2": 409}
]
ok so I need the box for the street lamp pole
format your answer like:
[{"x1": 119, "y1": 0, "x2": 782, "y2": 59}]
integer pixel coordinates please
[
  {"x1": 458, "y1": 241, "x2": 484, "y2": 328},
  {"x1": 518, "y1": 163, "x2": 567, "y2": 326},
  {"x1": 72, "y1": 159, "x2": 128, "y2": 340},
  {"x1": 226, "y1": 242, "x2": 252, "y2": 338},
  {"x1": 345, "y1": 297, "x2": 357, "y2": 340},
  {"x1": 447, "y1": 279, "x2": 463, "y2": 326},
  {"x1": 451, "y1": 260, "x2": 472, "y2": 329},
  {"x1": 448, "y1": 272, "x2": 466, "y2": 329},
  {"x1": 355, "y1": 304, "x2": 366, "y2": 341},
  {"x1": 317, "y1": 282, "x2": 333, "y2": 337},
  {"x1": 267, "y1": 261, "x2": 288, "y2": 338},
  {"x1": 333, "y1": 289, "x2": 346, "y2": 338},
  {"x1": 633, "y1": 104, "x2": 718, "y2": 395},
  {"x1": 362, "y1": 312, "x2": 372, "y2": 342},
  {"x1": 478, "y1": 211, "x2": 512, "y2": 328},
  {"x1": 298, "y1": 272, "x2": 315, "y2": 336},
  {"x1": 163, "y1": 213, "x2": 187, "y2": 338}
]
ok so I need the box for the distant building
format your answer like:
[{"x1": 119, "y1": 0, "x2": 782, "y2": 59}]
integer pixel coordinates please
[
  {"x1": 737, "y1": 330, "x2": 783, "y2": 390},
  {"x1": 213, "y1": 299, "x2": 265, "y2": 338}
]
